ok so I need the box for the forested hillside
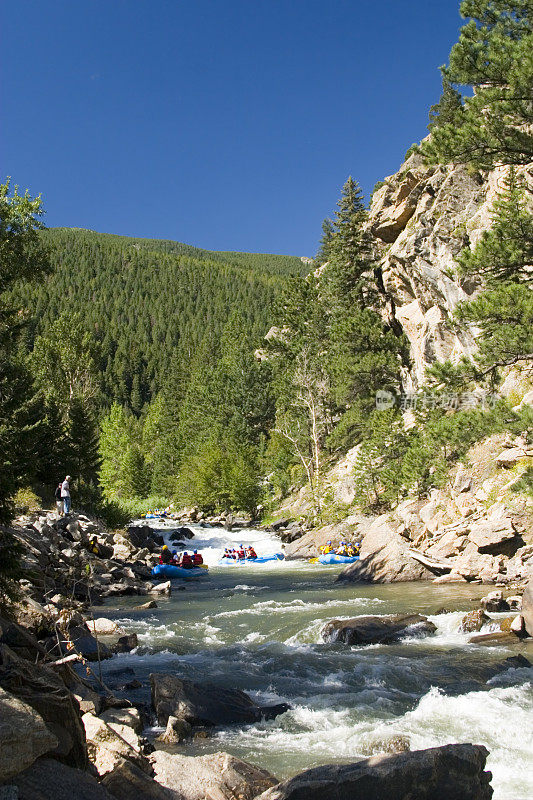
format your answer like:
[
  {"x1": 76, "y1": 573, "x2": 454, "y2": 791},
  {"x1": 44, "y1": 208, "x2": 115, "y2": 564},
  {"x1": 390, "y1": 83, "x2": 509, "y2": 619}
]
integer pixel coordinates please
[{"x1": 14, "y1": 228, "x2": 305, "y2": 409}]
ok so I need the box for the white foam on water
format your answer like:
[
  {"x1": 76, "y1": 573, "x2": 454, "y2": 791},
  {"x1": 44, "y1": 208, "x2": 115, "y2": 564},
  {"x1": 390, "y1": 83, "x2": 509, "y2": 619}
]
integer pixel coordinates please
[{"x1": 396, "y1": 684, "x2": 533, "y2": 800}]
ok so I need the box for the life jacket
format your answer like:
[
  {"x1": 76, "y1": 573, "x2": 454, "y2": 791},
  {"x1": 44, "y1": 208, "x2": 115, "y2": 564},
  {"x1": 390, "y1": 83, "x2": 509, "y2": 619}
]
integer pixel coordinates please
[
  {"x1": 237, "y1": 549, "x2": 245, "y2": 559},
  {"x1": 192, "y1": 553, "x2": 203, "y2": 565},
  {"x1": 247, "y1": 549, "x2": 257, "y2": 559},
  {"x1": 181, "y1": 554, "x2": 193, "y2": 568}
]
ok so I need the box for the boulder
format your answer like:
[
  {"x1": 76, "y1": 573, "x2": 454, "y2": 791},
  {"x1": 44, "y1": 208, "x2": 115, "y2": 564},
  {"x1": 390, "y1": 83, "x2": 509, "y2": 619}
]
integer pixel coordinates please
[
  {"x1": 0, "y1": 617, "x2": 46, "y2": 662},
  {"x1": 459, "y1": 610, "x2": 489, "y2": 634},
  {"x1": 152, "y1": 750, "x2": 278, "y2": 800},
  {"x1": 150, "y1": 674, "x2": 290, "y2": 727},
  {"x1": 0, "y1": 688, "x2": 58, "y2": 782},
  {"x1": 112, "y1": 634, "x2": 139, "y2": 654},
  {"x1": 100, "y1": 707, "x2": 143, "y2": 734},
  {"x1": 522, "y1": 578, "x2": 533, "y2": 636},
  {"x1": 8, "y1": 757, "x2": 113, "y2": 799},
  {"x1": 150, "y1": 581, "x2": 171, "y2": 596},
  {"x1": 68, "y1": 625, "x2": 113, "y2": 662},
  {"x1": 255, "y1": 744, "x2": 492, "y2": 800},
  {"x1": 321, "y1": 614, "x2": 437, "y2": 645},
  {"x1": 87, "y1": 618, "x2": 125, "y2": 636},
  {"x1": 496, "y1": 447, "x2": 526, "y2": 467},
  {"x1": 82, "y1": 712, "x2": 150, "y2": 777},
  {"x1": 102, "y1": 759, "x2": 175, "y2": 799},
  {"x1": 127, "y1": 525, "x2": 164, "y2": 549},
  {"x1": 0, "y1": 650, "x2": 87, "y2": 769},
  {"x1": 506, "y1": 595, "x2": 522, "y2": 611},
  {"x1": 469, "y1": 519, "x2": 519, "y2": 555},
  {"x1": 156, "y1": 715, "x2": 192, "y2": 743},
  {"x1": 469, "y1": 631, "x2": 522, "y2": 646},
  {"x1": 480, "y1": 591, "x2": 509, "y2": 612},
  {"x1": 134, "y1": 600, "x2": 158, "y2": 610},
  {"x1": 337, "y1": 516, "x2": 434, "y2": 583}
]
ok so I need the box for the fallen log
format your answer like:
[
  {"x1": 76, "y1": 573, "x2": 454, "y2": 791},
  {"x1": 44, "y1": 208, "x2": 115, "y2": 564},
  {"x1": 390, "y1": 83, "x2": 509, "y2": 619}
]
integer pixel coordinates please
[{"x1": 407, "y1": 548, "x2": 453, "y2": 573}]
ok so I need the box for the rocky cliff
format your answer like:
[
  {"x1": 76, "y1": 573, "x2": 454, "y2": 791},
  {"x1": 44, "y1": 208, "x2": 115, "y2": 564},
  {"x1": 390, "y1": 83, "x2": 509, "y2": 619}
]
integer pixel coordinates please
[{"x1": 369, "y1": 152, "x2": 533, "y2": 388}]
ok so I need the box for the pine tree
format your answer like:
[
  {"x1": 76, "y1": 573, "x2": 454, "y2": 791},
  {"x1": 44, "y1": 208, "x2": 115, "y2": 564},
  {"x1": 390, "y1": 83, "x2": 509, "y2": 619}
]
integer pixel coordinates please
[
  {"x1": 0, "y1": 179, "x2": 50, "y2": 524},
  {"x1": 422, "y1": 0, "x2": 533, "y2": 167},
  {"x1": 457, "y1": 168, "x2": 533, "y2": 286},
  {"x1": 66, "y1": 397, "x2": 100, "y2": 494},
  {"x1": 315, "y1": 218, "x2": 334, "y2": 264},
  {"x1": 328, "y1": 177, "x2": 374, "y2": 307}
]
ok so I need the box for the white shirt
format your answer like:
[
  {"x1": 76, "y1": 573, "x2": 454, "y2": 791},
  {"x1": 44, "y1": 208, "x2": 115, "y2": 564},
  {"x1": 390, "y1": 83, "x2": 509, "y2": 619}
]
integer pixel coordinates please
[{"x1": 61, "y1": 480, "x2": 70, "y2": 498}]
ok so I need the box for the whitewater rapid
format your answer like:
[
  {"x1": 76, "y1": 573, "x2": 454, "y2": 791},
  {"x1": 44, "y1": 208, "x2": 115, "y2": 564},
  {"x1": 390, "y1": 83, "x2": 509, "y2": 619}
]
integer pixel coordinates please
[{"x1": 102, "y1": 523, "x2": 533, "y2": 800}]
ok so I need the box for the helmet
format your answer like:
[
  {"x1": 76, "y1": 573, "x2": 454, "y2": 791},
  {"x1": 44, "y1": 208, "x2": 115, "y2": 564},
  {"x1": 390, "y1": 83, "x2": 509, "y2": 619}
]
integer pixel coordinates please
[
  {"x1": 172, "y1": 550, "x2": 177, "y2": 555},
  {"x1": 328, "y1": 540, "x2": 332, "y2": 544},
  {"x1": 194, "y1": 549, "x2": 198, "y2": 554},
  {"x1": 162, "y1": 545, "x2": 168, "y2": 550}
]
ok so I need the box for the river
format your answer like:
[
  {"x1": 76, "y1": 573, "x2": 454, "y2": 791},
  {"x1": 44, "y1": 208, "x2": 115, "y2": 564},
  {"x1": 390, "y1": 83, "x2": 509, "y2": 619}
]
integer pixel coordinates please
[{"x1": 97, "y1": 523, "x2": 533, "y2": 800}]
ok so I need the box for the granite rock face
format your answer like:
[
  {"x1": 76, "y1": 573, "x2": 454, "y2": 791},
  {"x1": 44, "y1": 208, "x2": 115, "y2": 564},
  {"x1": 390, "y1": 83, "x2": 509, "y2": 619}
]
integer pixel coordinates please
[{"x1": 369, "y1": 154, "x2": 533, "y2": 388}]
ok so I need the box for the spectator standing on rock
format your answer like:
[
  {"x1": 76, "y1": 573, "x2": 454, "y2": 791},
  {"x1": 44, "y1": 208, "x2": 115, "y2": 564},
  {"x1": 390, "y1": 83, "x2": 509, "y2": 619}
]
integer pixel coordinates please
[
  {"x1": 54, "y1": 482, "x2": 63, "y2": 517},
  {"x1": 61, "y1": 475, "x2": 72, "y2": 514}
]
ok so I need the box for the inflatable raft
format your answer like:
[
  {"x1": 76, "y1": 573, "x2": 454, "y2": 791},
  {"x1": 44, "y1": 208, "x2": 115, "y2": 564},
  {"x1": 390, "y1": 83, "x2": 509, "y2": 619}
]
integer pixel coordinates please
[
  {"x1": 318, "y1": 553, "x2": 359, "y2": 565},
  {"x1": 217, "y1": 553, "x2": 285, "y2": 566},
  {"x1": 151, "y1": 564, "x2": 208, "y2": 579}
]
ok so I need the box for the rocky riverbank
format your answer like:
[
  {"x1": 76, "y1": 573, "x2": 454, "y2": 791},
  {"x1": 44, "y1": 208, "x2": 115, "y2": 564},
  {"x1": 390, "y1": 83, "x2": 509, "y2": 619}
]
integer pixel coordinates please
[
  {"x1": 1, "y1": 506, "x2": 528, "y2": 798},
  {"x1": 277, "y1": 433, "x2": 533, "y2": 592}
]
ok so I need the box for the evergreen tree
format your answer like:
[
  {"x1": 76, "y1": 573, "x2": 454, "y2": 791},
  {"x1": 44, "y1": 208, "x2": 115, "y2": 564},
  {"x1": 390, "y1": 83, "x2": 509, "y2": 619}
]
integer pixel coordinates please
[
  {"x1": 328, "y1": 177, "x2": 374, "y2": 307},
  {"x1": 66, "y1": 397, "x2": 100, "y2": 491},
  {"x1": 428, "y1": 74, "x2": 463, "y2": 132},
  {"x1": 315, "y1": 217, "x2": 334, "y2": 264},
  {"x1": 422, "y1": 0, "x2": 533, "y2": 167},
  {"x1": 0, "y1": 179, "x2": 50, "y2": 524},
  {"x1": 456, "y1": 168, "x2": 533, "y2": 286}
]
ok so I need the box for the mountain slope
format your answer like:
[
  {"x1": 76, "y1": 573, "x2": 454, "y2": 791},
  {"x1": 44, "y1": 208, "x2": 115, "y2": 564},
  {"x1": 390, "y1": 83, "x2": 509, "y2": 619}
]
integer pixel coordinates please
[{"x1": 14, "y1": 228, "x2": 307, "y2": 409}]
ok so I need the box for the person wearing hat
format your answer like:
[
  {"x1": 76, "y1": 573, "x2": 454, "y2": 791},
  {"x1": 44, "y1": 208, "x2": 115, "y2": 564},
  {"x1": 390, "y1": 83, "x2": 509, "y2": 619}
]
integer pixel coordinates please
[
  {"x1": 159, "y1": 545, "x2": 172, "y2": 564},
  {"x1": 61, "y1": 475, "x2": 72, "y2": 514},
  {"x1": 192, "y1": 549, "x2": 203, "y2": 566}
]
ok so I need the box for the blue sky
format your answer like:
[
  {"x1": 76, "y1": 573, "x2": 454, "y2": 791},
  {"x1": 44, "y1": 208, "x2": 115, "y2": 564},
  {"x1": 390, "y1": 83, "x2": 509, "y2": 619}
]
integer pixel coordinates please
[{"x1": 2, "y1": 1, "x2": 462, "y2": 256}]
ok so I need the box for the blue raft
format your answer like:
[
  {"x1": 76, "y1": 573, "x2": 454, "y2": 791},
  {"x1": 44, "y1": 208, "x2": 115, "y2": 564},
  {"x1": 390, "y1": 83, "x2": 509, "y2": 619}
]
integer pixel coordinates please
[
  {"x1": 217, "y1": 553, "x2": 285, "y2": 566},
  {"x1": 318, "y1": 553, "x2": 359, "y2": 565},
  {"x1": 151, "y1": 564, "x2": 208, "y2": 579}
]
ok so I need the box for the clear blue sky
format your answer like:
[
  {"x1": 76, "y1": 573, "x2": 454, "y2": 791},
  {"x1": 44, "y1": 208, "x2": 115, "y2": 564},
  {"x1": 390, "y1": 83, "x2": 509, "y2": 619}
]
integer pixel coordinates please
[{"x1": 2, "y1": 0, "x2": 462, "y2": 256}]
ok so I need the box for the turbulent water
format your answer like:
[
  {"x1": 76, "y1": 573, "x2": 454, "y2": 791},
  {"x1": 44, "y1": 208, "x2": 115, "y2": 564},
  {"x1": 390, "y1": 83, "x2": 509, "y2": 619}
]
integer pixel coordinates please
[{"x1": 99, "y1": 523, "x2": 533, "y2": 800}]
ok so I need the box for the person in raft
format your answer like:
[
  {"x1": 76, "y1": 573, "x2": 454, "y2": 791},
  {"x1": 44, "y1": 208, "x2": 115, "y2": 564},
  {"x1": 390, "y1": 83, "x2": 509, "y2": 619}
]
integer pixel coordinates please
[
  {"x1": 54, "y1": 482, "x2": 63, "y2": 517},
  {"x1": 180, "y1": 551, "x2": 193, "y2": 568},
  {"x1": 245, "y1": 546, "x2": 257, "y2": 559},
  {"x1": 159, "y1": 545, "x2": 172, "y2": 564},
  {"x1": 61, "y1": 475, "x2": 72, "y2": 514},
  {"x1": 319, "y1": 541, "x2": 333, "y2": 555},
  {"x1": 192, "y1": 549, "x2": 203, "y2": 566}
]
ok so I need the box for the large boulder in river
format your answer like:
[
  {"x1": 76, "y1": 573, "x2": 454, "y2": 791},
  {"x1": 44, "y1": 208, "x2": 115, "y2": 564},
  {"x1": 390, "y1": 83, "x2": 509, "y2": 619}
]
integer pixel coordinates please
[
  {"x1": 322, "y1": 614, "x2": 436, "y2": 645},
  {"x1": 150, "y1": 674, "x2": 289, "y2": 727},
  {"x1": 336, "y1": 516, "x2": 434, "y2": 583},
  {"x1": 152, "y1": 750, "x2": 278, "y2": 800},
  {"x1": 255, "y1": 744, "x2": 493, "y2": 800},
  {"x1": 0, "y1": 687, "x2": 58, "y2": 782},
  {"x1": 522, "y1": 577, "x2": 533, "y2": 637}
]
